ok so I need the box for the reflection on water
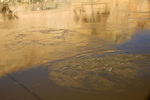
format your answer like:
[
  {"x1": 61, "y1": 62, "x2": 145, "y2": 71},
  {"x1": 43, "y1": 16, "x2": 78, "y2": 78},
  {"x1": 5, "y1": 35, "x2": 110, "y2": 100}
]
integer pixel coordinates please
[
  {"x1": 0, "y1": 28, "x2": 99, "y2": 76},
  {"x1": 0, "y1": 0, "x2": 150, "y2": 100},
  {"x1": 0, "y1": 3, "x2": 19, "y2": 20}
]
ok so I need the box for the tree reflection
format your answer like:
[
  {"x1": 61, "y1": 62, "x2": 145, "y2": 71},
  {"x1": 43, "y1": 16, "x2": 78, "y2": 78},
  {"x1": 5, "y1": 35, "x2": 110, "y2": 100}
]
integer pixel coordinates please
[
  {"x1": 73, "y1": 1, "x2": 135, "y2": 44},
  {"x1": 1, "y1": 4, "x2": 19, "y2": 20},
  {"x1": 72, "y1": 0, "x2": 150, "y2": 44},
  {"x1": 73, "y1": 3, "x2": 110, "y2": 23}
]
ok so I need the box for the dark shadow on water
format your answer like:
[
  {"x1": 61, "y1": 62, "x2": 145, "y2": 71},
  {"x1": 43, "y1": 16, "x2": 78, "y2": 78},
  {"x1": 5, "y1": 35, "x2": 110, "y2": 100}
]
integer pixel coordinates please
[
  {"x1": 116, "y1": 30, "x2": 150, "y2": 54},
  {"x1": 147, "y1": 93, "x2": 150, "y2": 100}
]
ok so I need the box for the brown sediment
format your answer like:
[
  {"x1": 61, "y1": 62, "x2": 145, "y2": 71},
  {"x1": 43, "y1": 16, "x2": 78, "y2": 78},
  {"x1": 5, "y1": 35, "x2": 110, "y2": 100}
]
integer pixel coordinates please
[{"x1": 49, "y1": 54, "x2": 150, "y2": 91}]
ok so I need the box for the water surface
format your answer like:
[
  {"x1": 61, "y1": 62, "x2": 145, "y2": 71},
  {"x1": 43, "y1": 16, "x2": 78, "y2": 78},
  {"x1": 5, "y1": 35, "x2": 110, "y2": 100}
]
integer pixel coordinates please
[{"x1": 0, "y1": 0, "x2": 150, "y2": 100}]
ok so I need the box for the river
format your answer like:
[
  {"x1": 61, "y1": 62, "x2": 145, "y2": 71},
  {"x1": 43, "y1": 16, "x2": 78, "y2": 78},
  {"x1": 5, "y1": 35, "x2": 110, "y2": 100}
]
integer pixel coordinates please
[{"x1": 0, "y1": 0, "x2": 150, "y2": 100}]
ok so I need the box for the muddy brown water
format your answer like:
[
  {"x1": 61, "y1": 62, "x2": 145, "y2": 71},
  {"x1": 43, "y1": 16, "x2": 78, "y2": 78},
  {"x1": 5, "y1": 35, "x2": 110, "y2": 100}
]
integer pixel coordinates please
[{"x1": 0, "y1": 0, "x2": 150, "y2": 100}]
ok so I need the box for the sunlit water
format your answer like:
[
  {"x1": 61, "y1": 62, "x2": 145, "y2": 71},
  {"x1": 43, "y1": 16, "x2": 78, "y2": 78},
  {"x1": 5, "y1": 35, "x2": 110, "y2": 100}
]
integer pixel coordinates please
[{"x1": 0, "y1": 0, "x2": 150, "y2": 100}]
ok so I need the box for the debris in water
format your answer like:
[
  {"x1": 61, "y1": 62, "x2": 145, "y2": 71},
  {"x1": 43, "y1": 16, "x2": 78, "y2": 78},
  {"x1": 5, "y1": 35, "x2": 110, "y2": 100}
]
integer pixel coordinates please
[{"x1": 109, "y1": 67, "x2": 112, "y2": 72}]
